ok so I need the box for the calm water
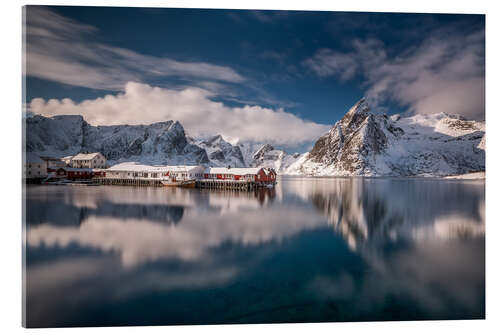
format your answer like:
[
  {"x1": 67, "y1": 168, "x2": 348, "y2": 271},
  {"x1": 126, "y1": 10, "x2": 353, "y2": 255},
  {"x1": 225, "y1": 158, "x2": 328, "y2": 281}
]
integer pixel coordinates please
[{"x1": 24, "y1": 177, "x2": 485, "y2": 327}]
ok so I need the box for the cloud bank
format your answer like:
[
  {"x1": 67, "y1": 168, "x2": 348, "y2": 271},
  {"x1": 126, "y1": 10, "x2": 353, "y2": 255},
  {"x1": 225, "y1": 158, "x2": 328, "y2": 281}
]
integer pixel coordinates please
[
  {"x1": 304, "y1": 29, "x2": 485, "y2": 120},
  {"x1": 25, "y1": 7, "x2": 244, "y2": 91},
  {"x1": 29, "y1": 82, "x2": 329, "y2": 145}
]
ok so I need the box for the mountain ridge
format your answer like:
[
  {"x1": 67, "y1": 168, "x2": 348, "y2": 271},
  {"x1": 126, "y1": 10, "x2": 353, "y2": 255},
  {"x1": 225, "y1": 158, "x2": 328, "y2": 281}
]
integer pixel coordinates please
[
  {"x1": 25, "y1": 99, "x2": 485, "y2": 177},
  {"x1": 283, "y1": 98, "x2": 485, "y2": 176}
]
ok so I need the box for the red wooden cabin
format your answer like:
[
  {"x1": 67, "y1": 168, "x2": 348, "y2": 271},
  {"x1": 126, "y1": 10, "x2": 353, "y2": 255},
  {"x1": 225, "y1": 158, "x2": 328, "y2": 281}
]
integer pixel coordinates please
[
  {"x1": 204, "y1": 167, "x2": 277, "y2": 184},
  {"x1": 53, "y1": 167, "x2": 93, "y2": 180}
]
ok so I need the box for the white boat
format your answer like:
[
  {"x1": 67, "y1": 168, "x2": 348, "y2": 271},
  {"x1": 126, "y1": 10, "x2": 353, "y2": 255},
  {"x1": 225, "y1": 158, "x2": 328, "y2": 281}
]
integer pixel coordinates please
[{"x1": 161, "y1": 179, "x2": 196, "y2": 188}]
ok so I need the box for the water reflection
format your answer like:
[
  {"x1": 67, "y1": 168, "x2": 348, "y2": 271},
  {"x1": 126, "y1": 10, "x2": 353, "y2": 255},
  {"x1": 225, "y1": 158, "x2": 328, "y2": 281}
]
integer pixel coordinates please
[
  {"x1": 24, "y1": 178, "x2": 485, "y2": 327},
  {"x1": 26, "y1": 185, "x2": 316, "y2": 267},
  {"x1": 284, "y1": 178, "x2": 484, "y2": 250}
]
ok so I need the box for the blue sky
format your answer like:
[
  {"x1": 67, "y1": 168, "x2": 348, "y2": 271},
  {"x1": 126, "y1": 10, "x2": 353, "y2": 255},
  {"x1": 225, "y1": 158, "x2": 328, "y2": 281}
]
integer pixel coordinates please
[{"x1": 24, "y1": 6, "x2": 484, "y2": 150}]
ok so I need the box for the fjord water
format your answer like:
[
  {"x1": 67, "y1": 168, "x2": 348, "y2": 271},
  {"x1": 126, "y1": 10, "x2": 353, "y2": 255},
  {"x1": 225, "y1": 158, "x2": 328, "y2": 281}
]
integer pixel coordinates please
[{"x1": 24, "y1": 177, "x2": 485, "y2": 327}]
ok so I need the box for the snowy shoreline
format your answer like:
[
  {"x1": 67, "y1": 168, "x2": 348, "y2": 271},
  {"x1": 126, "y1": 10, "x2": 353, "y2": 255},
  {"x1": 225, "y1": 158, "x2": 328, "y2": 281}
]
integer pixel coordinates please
[
  {"x1": 277, "y1": 172, "x2": 485, "y2": 180},
  {"x1": 443, "y1": 171, "x2": 485, "y2": 180}
]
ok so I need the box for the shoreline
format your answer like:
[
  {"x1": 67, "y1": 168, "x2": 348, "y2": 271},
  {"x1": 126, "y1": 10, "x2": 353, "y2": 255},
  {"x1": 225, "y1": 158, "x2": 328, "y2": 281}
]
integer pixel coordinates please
[{"x1": 277, "y1": 171, "x2": 485, "y2": 180}]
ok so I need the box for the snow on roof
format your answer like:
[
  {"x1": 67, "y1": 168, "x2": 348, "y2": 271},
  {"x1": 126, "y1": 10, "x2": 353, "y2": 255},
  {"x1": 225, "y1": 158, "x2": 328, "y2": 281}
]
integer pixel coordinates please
[
  {"x1": 62, "y1": 156, "x2": 74, "y2": 160},
  {"x1": 161, "y1": 165, "x2": 205, "y2": 172},
  {"x1": 207, "y1": 167, "x2": 263, "y2": 175},
  {"x1": 108, "y1": 163, "x2": 203, "y2": 173},
  {"x1": 72, "y1": 152, "x2": 103, "y2": 161},
  {"x1": 26, "y1": 152, "x2": 44, "y2": 164}
]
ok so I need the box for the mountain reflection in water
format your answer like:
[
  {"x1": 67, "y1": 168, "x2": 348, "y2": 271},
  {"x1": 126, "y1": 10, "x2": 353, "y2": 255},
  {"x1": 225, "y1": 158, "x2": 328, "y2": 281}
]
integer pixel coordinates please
[{"x1": 24, "y1": 177, "x2": 484, "y2": 327}]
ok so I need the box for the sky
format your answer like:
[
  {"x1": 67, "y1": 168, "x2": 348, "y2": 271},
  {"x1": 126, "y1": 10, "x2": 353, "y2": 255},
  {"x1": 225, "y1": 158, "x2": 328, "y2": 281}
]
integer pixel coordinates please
[{"x1": 24, "y1": 6, "x2": 485, "y2": 151}]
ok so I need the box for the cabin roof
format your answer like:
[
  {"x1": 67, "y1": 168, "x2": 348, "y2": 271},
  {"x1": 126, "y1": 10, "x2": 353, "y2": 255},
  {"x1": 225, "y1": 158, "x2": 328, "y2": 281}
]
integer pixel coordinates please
[
  {"x1": 72, "y1": 152, "x2": 103, "y2": 161},
  {"x1": 207, "y1": 167, "x2": 263, "y2": 175},
  {"x1": 108, "y1": 163, "x2": 203, "y2": 173}
]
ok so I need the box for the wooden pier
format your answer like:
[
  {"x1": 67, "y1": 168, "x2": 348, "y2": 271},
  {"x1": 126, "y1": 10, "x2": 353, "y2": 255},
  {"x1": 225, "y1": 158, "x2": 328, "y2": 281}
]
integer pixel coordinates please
[
  {"x1": 94, "y1": 177, "x2": 274, "y2": 191},
  {"x1": 196, "y1": 179, "x2": 260, "y2": 191},
  {"x1": 95, "y1": 177, "x2": 163, "y2": 187},
  {"x1": 91, "y1": 165, "x2": 277, "y2": 191}
]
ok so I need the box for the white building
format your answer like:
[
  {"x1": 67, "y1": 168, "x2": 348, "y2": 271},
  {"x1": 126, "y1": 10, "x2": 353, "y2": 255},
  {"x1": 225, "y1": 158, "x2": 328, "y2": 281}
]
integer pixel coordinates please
[
  {"x1": 62, "y1": 155, "x2": 74, "y2": 166},
  {"x1": 106, "y1": 163, "x2": 205, "y2": 181},
  {"x1": 70, "y1": 152, "x2": 107, "y2": 169},
  {"x1": 24, "y1": 152, "x2": 48, "y2": 179}
]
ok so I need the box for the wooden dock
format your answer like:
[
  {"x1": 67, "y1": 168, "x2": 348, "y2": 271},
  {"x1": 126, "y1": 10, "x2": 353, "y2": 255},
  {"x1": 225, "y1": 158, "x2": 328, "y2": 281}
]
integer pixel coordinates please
[
  {"x1": 196, "y1": 179, "x2": 259, "y2": 191},
  {"x1": 93, "y1": 177, "x2": 274, "y2": 191},
  {"x1": 95, "y1": 177, "x2": 164, "y2": 187}
]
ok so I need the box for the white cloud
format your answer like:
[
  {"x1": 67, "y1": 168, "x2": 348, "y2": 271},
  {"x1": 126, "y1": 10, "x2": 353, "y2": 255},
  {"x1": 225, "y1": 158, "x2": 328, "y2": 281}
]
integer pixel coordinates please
[
  {"x1": 29, "y1": 82, "x2": 329, "y2": 145},
  {"x1": 25, "y1": 7, "x2": 244, "y2": 91},
  {"x1": 304, "y1": 29, "x2": 485, "y2": 120},
  {"x1": 302, "y1": 48, "x2": 358, "y2": 80}
]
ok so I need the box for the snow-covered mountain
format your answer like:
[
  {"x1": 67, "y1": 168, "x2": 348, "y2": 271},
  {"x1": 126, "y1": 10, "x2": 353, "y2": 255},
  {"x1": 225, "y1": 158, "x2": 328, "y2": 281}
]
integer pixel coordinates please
[
  {"x1": 26, "y1": 115, "x2": 209, "y2": 165},
  {"x1": 26, "y1": 115, "x2": 85, "y2": 157},
  {"x1": 26, "y1": 114, "x2": 274, "y2": 168},
  {"x1": 250, "y1": 143, "x2": 301, "y2": 172},
  {"x1": 26, "y1": 98, "x2": 485, "y2": 177},
  {"x1": 283, "y1": 98, "x2": 485, "y2": 176},
  {"x1": 194, "y1": 134, "x2": 246, "y2": 167},
  {"x1": 234, "y1": 141, "x2": 267, "y2": 166}
]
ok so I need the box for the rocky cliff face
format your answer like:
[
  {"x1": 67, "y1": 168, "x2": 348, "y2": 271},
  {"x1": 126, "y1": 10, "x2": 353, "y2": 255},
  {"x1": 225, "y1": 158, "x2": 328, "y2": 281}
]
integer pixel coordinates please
[
  {"x1": 196, "y1": 134, "x2": 246, "y2": 167},
  {"x1": 250, "y1": 143, "x2": 300, "y2": 172},
  {"x1": 284, "y1": 98, "x2": 485, "y2": 176},
  {"x1": 26, "y1": 115, "x2": 85, "y2": 155},
  {"x1": 307, "y1": 98, "x2": 391, "y2": 174}
]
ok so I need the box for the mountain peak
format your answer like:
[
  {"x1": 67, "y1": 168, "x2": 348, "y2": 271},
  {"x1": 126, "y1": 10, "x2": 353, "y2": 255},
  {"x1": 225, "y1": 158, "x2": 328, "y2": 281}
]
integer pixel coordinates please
[
  {"x1": 289, "y1": 98, "x2": 485, "y2": 176},
  {"x1": 253, "y1": 144, "x2": 275, "y2": 160},
  {"x1": 201, "y1": 134, "x2": 227, "y2": 147},
  {"x1": 339, "y1": 98, "x2": 372, "y2": 132},
  {"x1": 346, "y1": 98, "x2": 369, "y2": 116}
]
